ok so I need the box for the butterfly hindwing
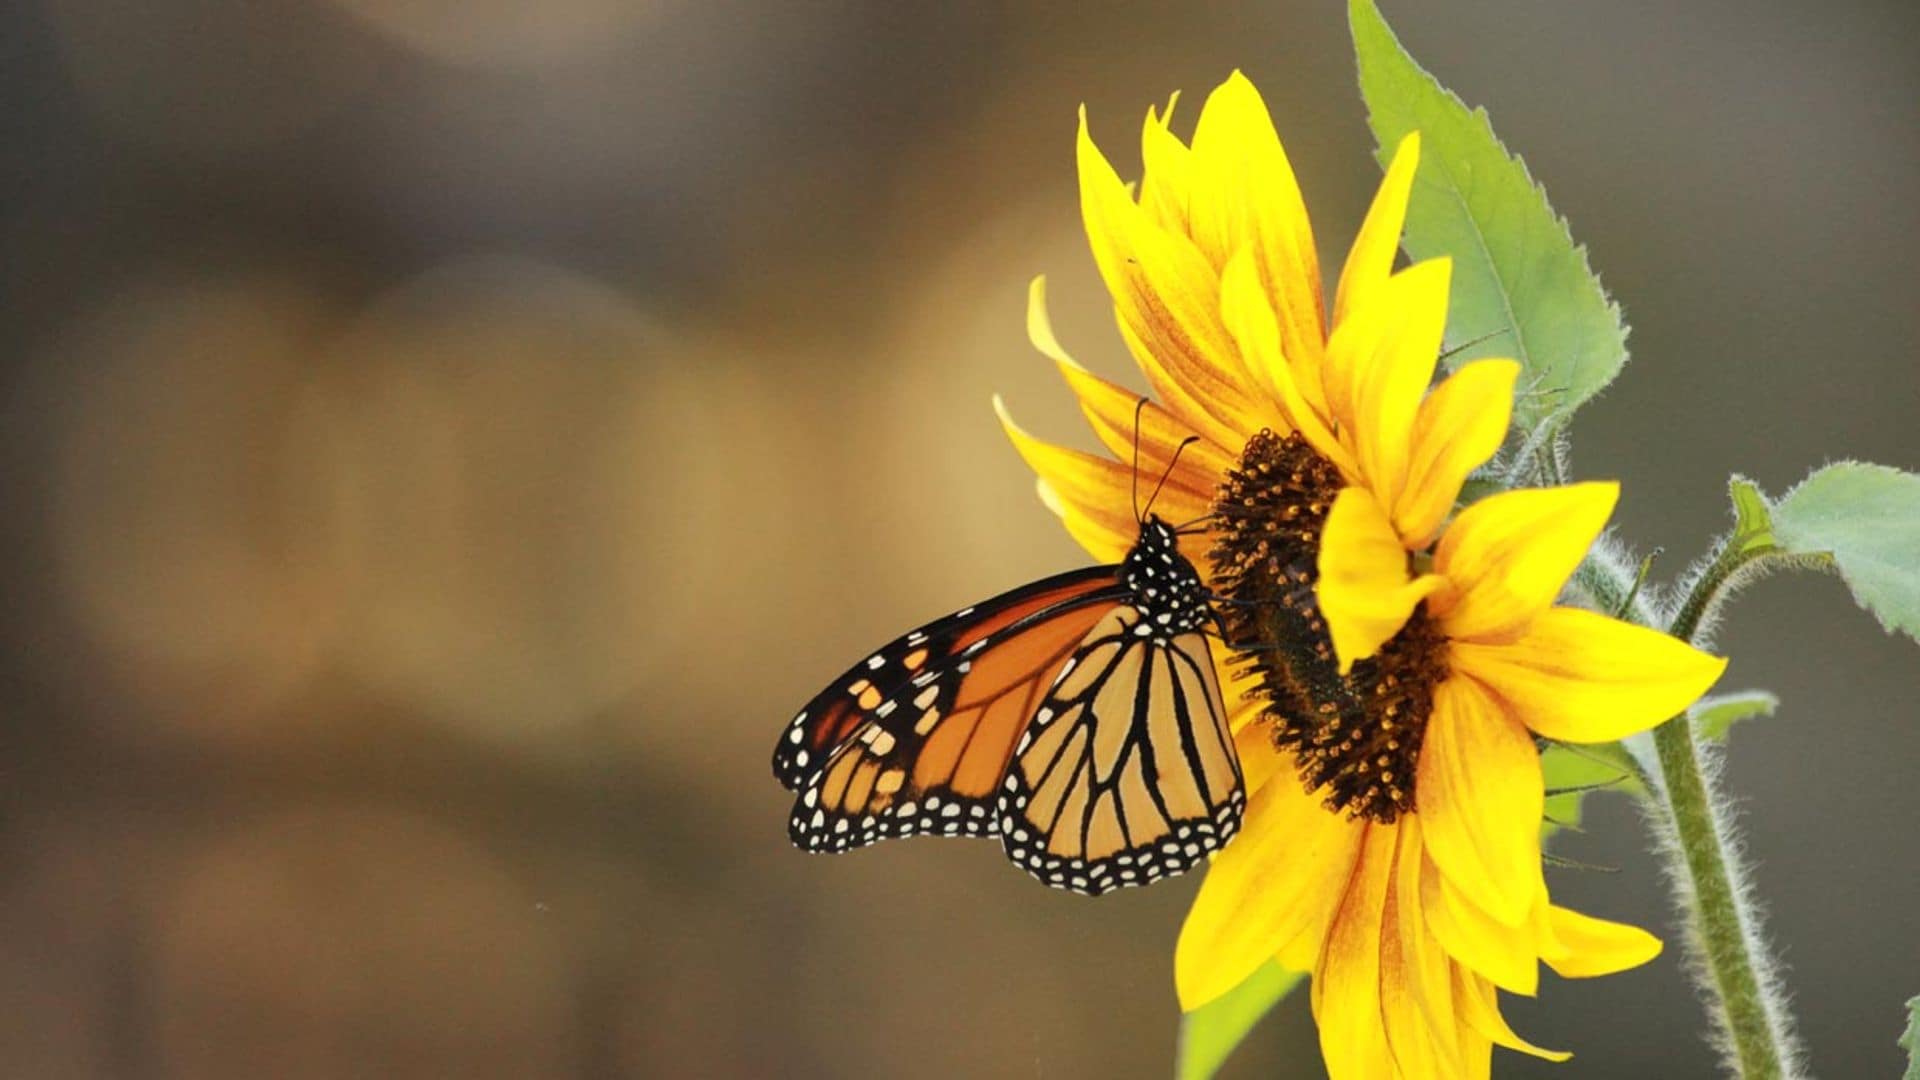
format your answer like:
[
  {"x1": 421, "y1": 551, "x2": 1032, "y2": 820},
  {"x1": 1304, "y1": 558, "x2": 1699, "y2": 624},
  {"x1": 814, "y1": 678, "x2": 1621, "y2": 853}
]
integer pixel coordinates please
[
  {"x1": 785, "y1": 568, "x2": 1125, "y2": 850},
  {"x1": 995, "y1": 608, "x2": 1244, "y2": 896}
]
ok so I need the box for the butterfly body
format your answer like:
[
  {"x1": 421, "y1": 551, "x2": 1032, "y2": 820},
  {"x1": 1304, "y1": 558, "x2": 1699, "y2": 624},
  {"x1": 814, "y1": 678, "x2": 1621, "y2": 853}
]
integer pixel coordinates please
[
  {"x1": 1114, "y1": 516, "x2": 1212, "y2": 642},
  {"x1": 775, "y1": 515, "x2": 1245, "y2": 896}
]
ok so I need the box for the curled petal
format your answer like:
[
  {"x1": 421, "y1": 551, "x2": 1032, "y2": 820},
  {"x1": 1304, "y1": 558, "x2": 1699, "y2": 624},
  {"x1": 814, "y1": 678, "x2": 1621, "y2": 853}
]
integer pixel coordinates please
[
  {"x1": 1451, "y1": 966, "x2": 1570, "y2": 1062},
  {"x1": 1451, "y1": 607, "x2": 1728, "y2": 743},
  {"x1": 1177, "y1": 779, "x2": 1365, "y2": 1010},
  {"x1": 1431, "y1": 483, "x2": 1619, "y2": 642},
  {"x1": 1416, "y1": 676, "x2": 1545, "y2": 926},
  {"x1": 1539, "y1": 904, "x2": 1663, "y2": 979},
  {"x1": 1393, "y1": 359, "x2": 1519, "y2": 547},
  {"x1": 1317, "y1": 487, "x2": 1445, "y2": 672}
]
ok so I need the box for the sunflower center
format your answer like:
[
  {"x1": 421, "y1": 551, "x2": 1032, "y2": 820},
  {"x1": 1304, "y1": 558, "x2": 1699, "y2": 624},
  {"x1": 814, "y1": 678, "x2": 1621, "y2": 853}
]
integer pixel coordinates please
[{"x1": 1209, "y1": 430, "x2": 1449, "y2": 823}]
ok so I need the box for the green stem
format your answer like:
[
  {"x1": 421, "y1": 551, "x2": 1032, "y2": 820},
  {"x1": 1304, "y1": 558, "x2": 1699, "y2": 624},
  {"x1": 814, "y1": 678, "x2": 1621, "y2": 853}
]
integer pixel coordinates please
[
  {"x1": 1650, "y1": 712, "x2": 1790, "y2": 1078},
  {"x1": 1640, "y1": 546, "x2": 1802, "y2": 1078}
]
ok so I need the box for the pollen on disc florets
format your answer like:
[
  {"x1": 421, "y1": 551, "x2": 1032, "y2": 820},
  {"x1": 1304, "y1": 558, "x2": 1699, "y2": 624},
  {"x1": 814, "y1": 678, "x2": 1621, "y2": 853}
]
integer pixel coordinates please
[{"x1": 1209, "y1": 429, "x2": 1449, "y2": 823}]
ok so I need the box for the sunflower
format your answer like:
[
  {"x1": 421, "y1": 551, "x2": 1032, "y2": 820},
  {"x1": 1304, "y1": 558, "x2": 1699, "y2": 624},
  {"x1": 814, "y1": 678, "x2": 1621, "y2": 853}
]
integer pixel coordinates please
[{"x1": 996, "y1": 71, "x2": 1728, "y2": 1077}]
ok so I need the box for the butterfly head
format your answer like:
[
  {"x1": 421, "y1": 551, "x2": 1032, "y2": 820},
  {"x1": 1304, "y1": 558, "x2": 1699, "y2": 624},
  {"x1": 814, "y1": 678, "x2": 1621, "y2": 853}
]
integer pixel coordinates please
[{"x1": 1136, "y1": 514, "x2": 1180, "y2": 553}]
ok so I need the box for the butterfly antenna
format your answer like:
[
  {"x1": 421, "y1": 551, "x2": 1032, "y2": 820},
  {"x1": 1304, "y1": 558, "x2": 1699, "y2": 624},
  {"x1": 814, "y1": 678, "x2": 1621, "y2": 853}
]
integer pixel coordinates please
[
  {"x1": 1130, "y1": 397, "x2": 1148, "y2": 524},
  {"x1": 1142, "y1": 436, "x2": 1200, "y2": 521},
  {"x1": 1169, "y1": 511, "x2": 1220, "y2": 534}
]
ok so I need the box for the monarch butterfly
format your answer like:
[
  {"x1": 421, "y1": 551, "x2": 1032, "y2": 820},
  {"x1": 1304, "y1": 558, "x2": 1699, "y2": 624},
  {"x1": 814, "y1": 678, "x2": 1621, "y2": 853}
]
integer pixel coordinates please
[{"x1": 773, "y1": 428, "x2": 1245, "y2": 896}]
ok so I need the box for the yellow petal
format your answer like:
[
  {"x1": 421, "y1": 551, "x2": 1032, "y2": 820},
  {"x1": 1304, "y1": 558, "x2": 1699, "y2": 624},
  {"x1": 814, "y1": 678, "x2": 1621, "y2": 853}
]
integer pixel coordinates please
[
  {"x1": 1539, "y1": 904, "x2": 1663, "y2": 978},
  {"x1": 1458, "y1": 1029, "x2": 1494, "y2": 1077},
  {"x1": 1033, "y1": 477, "x2": 1129, "y2": 564},
  {"x1": 1030, "y1": 475, "x2": 1214, "y2": 577},
  {"x1": 1185, "y1": 72, "x2": 1326, "y2": 387},
  {"x1": 1416, "y1": 676, "x2": 1544, "y2": 926},
  {"x1": 1389, "y1": 815, "x2": 1464, "y2": 1074},
  {"x1": 1232, "y1": 707, "x2": 1286, "y2": 797},
  {"x1": 1177, "y1": 778, "x2": 1365, "y2": 1010},
  {"x1": 1028, "y1": 276, "x2": 1232, "y2": 502},
  {"x1": 1334, "y1": 131, "x2": 1420, "y2": 326},
  {"x1": 1419, "y1": 852, "x2": 1538, "y2": 995},
  {"x1": 996, "y1": 396, "x2": 1208, "y2": 561},
  {"x1": 1321, "y1": 259, "x2": 1451, "y2": 507},
  {"x1": 1431, "y1": 483, "x2": 1619, "y2": 642},
  {"x1": 1393, "y1": 359, "x2": 1519, "y2": 547},
  {"x1": 1217, "y1": 249, "x2": 1356, "y2": 476},
  {"x1": 1274, "y1": 928, "x2": 1320, "y2": 975},
  {"x1": 1077, "y1": 112, "x2": 1238, "y2": 449},
  {"x1": 1310, "y1": 823, "x2": 1398, "y2": 1080},
  {"x1": 1378, "y1": 904, "x2": 1460, "y2": 1078},
  {"x1": 1137, "y1": 94, "x2": 1192, "y2": 234},
  {"x1": 1225, "y1": 677, "x2": 1265, "y2": 735},
  {"x1": 1452, "y1": 607, "x2": 1728, "y2": 743},
  {"x1": 1317, "y1": 487, "x2": 1445, "y2": 673},
  {"x1": 1077, "y1": 111, "x2": 1272, "y2": 448},
  {"x1": 1451, "y1": 965, "x2": 1571, "y2": 1062}
]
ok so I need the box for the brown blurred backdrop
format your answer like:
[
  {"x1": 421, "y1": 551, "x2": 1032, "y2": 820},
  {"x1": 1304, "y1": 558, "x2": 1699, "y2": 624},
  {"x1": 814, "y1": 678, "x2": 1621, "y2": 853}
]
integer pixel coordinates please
[{"x1": 0, "y1": 1, "x2": 1915, "y2": 1077}]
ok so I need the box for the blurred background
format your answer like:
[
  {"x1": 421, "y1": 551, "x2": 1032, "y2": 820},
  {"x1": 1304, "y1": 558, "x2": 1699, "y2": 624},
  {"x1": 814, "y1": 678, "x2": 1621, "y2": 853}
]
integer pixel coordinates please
[{"x1": 0, "y1": 1, "x2": 1914, "y2": 1076}]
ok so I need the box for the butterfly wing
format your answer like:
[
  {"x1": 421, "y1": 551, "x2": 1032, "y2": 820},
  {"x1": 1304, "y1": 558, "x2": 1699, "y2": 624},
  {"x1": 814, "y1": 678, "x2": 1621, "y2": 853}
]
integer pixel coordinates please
[
  {"x1": 996, "y1": 607, "x2": 1244, "y2": 896},
  {"x1": 782, "y1": 567, "x2": 1127, "y2": 850}
]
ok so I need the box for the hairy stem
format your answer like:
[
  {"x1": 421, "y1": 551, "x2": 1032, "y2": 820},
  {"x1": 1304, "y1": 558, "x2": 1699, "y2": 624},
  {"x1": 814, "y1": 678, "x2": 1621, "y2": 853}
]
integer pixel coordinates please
[
  {"x1": 1649, "y1": 709, "x2": 1795, "y2": 1077},
  {"x1": 1637, "y1": 547, "x2": 1803, "y2": 1077}
]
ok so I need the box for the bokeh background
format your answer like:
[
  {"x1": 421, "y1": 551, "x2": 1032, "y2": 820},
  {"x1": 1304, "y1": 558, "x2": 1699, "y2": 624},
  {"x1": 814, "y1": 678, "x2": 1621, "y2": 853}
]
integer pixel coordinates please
[{"x1": 0, "y1": 1, "x2": 1915, "y2": 1076}]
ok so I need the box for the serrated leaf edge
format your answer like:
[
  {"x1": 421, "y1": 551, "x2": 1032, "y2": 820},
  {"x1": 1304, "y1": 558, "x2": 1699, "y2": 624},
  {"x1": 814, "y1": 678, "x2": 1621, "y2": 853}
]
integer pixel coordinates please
[{"x1": 1349, "y1": 0, "x2": 1630, "y2": 423}]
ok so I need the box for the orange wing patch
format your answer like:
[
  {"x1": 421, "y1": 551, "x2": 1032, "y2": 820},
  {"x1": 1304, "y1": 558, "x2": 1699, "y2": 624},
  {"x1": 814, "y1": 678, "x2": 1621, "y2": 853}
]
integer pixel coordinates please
[
  {"x1": 785, "y1": 568, "x2": 1124, "y2": 851},
  {"x1": 773, "y1": 566, "x2": 1119, "y2": 793}
]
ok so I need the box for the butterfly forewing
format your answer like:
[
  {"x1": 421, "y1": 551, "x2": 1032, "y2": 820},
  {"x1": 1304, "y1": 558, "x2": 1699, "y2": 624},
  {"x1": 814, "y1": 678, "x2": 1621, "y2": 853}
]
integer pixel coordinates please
[
  {"x1": 785, "y1": 569, "x2": 1125, "y2": 850},
  {"x1": 772, "y1": 567, "x2": 1119, "y2": 792}
]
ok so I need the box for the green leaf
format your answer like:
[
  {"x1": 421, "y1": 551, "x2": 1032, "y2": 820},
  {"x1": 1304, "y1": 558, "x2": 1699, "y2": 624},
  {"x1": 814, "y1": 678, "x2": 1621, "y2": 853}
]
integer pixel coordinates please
[
  {"x1": 1900, "y1": 995, "x2": 1920, "y2": 1080},
  {"x1": 1728, "y1": 476, "x2": 1779, "y2": 556},
  {"x1": 1540, "y1": 741, "x2": 1639, "y2": 840},
  {"x1": 1770, "y1": 464, "x2": 1920, "y2": 642},
  {"x1": 1175, "y1": 961, "x2": 1304, "y2": 1080},
  {"x1": 1691, "y1": 690, "x2": 1780, "y2": 742},
  {"x1": 1350, "y1": 0, "x2": 1629, "y2": 432},
  {"x1": 1684, "y1": 466, "x2": 1919, "y2": 648}
]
